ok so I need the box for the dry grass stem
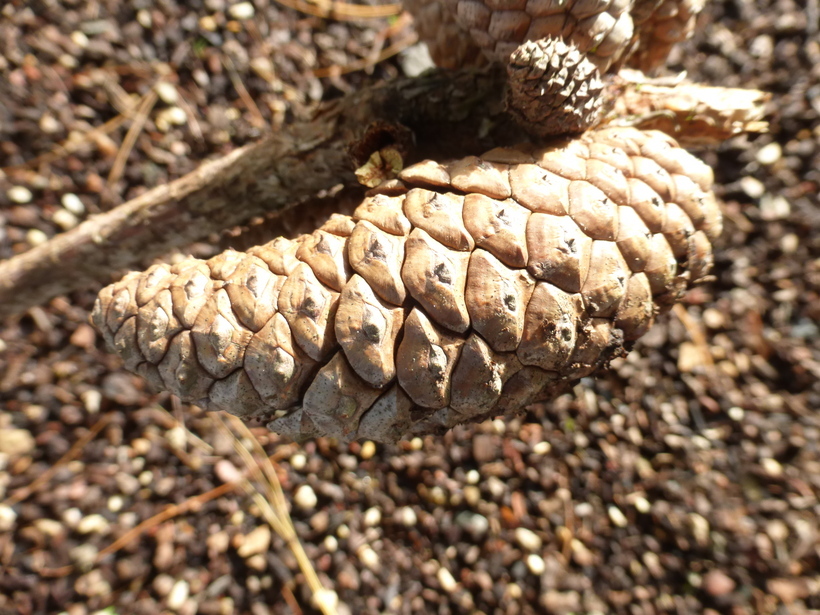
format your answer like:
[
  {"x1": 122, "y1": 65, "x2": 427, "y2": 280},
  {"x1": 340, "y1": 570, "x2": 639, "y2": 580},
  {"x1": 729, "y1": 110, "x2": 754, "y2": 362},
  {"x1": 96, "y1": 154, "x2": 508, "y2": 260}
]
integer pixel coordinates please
[
  {"x1": 218, "y1": 414, "x2": 340, "y2": 615},
  {"x1": 275, "y1": 0, "x2": 402, "y2": 20},
  {"x1": 107, "y1": 88, "x2": 159, "y2": 187}
]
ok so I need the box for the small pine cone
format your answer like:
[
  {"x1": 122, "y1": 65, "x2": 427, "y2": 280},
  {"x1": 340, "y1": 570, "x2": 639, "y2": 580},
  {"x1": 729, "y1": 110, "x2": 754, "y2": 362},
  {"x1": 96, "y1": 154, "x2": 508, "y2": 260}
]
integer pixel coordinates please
[
  {"x1": 407, "y1": 0, "x2": 637, "y2": 72},
  {"x1": 628, "y1": 0, "x2": 704, "y2": 72},
  {"x1": 91, "y1": 126, "x2": 721, "y2": 443},
  {"x1": 506, "y1": 38, "x2": 604, "y2": 137}
]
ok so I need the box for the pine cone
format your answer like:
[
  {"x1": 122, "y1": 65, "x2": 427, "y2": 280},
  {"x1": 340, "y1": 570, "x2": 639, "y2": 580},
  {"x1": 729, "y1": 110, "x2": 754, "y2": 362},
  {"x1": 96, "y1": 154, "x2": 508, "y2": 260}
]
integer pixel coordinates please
[
  {"x1": 91, "y1": 126, "x2": 720, "y2": 443},
  {"x1": 403, "y1": 0, "x2": 489, "y2": 69},
  {"x1": 406, "y1": 0, "x2": 637, "y2": 72},
  {"x1": 506, "y1": 37, "x2": 604, "y2": 137},
  {"x1": 628, "y1": 0, "x2": 704, "y2": 72}
]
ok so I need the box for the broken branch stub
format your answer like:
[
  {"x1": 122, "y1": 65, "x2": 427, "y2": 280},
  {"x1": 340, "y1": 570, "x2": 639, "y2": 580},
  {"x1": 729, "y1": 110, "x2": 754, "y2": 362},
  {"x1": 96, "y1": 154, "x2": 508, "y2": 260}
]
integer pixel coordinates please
[{"x1": 91, "y1": 126, "x2": 721, "y2": 443}]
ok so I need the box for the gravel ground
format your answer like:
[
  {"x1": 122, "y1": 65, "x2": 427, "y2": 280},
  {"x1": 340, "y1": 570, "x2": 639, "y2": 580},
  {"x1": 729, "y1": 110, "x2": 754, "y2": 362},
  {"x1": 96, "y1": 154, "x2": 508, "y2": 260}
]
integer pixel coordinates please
[{"x1": 1, "y1": 1, "x2": 819, "y2": 614}]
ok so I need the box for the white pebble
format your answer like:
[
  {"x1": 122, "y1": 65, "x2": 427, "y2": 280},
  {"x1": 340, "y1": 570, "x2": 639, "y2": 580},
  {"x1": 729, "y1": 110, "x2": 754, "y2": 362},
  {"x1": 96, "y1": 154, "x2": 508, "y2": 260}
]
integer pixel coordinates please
[
  {"x1": 62, "y1": 507, "x2": 82, "y2": 529},
  {"x1": 0, "y1": 505, "x2": 17, "y2": 532},
  {"x1": 323, "y1": 535, "x2": 338, "y2": 553},
  {"x1": 136, "y1": 9, "x2": 152, "y2": 28},
  {"x1": 167, "y1": 579, "x2": 190, "y2": 610},
  {"x1": 26, "y1": 228, "x2": 48, "y2": 247},
  {"x1": 756, "y1": 142, "x2": 782, "y2": 165},
  {"x1": 397, "y1": 506, "x2": 417, "y2": 527},
  {"x1": 165, "y1": 425, "x2": 187, "y2": 451},
  {"x1": 70, "y1": 31, "x2": 89, "y2": 48},
  {"x1": 138, "y1": 470, "x2": 153, "y2": 486},
  {"x1": 77, "y1": 513, "x2": 110, "y2": 535},
  {"x1": 358, "y1": 545, "x2": 380, "y2": 571},
  {"x1": 514, "y1": 527, "x2": 542, "y2": 552},
  {"x1": 229, "y1": 2, "x2": 256, "y2": 19},
  {"x1": 739, "y1": 176, "x2": 765, "y2": 199},
  {"x1": 294, "y1": 485, "x2": 317, "y2": 510},
  {"x1": 532, "y1": 441, "x2": 551, "y2": 455},
  {"x1": 437, "y1": 566, "x2": 458, "y2": 592},
  {"x1": 107, "y1": 495, "x2": 124, "y2": 513},
  {"x1": 761, "y1": 458, "x2": 783, "y2": 477},
  {"x1": 633, "y1": 496, "x2": 651, "y2": 514},
  {"x1": 61, "y1": 193, "x2": 85, "y2": 215},
  {"x1": 39, "y1": 114, "x2": 62, "y2": 134},
  {"x1": 608, "y1": 505, "x2": 628, "y2": 528},
  {"x1": 7, "y1": 186, "x2": 32, "y2": 204},
  {"x1": 526, "y1": 553, "x2": 546, "y2": 575},
  {"x1": 727, "y1": 406, "x2": 745, "y2": 421},
  {"x1": 464, "y1": 469, "x2": 480, "y2": 485},
  {"x1": 155, "y1": 82, "x2": 179, "y2": 105},
  {"x1": 688, "y1": 512, "x2": 710, "y2": 545},
  {"x1": 289, "y1": 453, "x2": 307, "y2": 470},
  {"x1": 363, "y1": 507, "x2": 381, "y2": 527},
  {"x1": 52, "y1": 209, "x2": 79, "y2": 230},
  {"x1": 359, "y1": 440, "x2": 376, "y2": 460}
]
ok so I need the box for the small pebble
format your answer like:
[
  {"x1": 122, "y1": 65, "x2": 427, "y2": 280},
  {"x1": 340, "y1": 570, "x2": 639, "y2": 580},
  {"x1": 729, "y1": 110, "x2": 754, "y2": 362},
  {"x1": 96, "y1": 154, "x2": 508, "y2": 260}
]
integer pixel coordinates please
[
  {"x1": 456, "y1": 511, "x2": 489, "y2": 537},
  {"x1": 727, "y1": 406, "x2": 745, "y2": 421},
  {"x1": 532, "y1": 441, "x2": 551, "y2": 455},
  {"x1": 107, "y1": 495, "x2": 124, "y2": 513},
  {"x1": 0, "y1": 505, "x2": 18, "y2": 532},
  {"x1": 7, "y1": 186, "x2": 32, "y2": 204},
  {"x1": 397, "y1": 506, "x2": 417, "y2": 527},
  {"x1": 294, "y1": 485, "x2": 318, "y2": 510},
  {"x1": 289, "y1": 453, "x2": 307, "y2": 470},
  {"x1": 61, "y1": 193, "x2": 85, "y2": 215},
  {"x1": 464, "y1": 469, "x2": 480, "y2": 485},
  {"x1": 756, "y1": 142, "x2": 782, "y2": 165},
  {"x1": 526, "y1": 554, "x2": 546, "y2": 575},
  {"x1": 363, "y1": 507, "x2": 381, "y2": 527},
  {"x1": 167, "y1": 579, "x2": 190, "y2": 610},
  {"x1": 437, "y1": 566, "x2": 458, "y2": 592},
  {"x1": 237, "y1": 526, "x2": 271, "y2": 558},
  {"x1": 739, "y1": 176, "x2": 765, "y2": 199},
  {"x1": 155, "y1": 82, "x2": 179, "y2": 105},
  {"x1": 323, "y1": 535, "x2": 338, "y2": 553},
  {"x1": 359, "y1": 440, "x2": 376, "y2": 460},
  {"x1": 228, "y1": 1, "x2": 255, "y2": 19},
  {"x1": 0, "y1": 429, "x2": 35, "y2": 456},
  {"x1": 34, "y1": 518, "x2": 64, "y2": 537},
  {"x1": 703, "y1": 570, "x2": 735, "y2": 596},
  {"x1": 26, "y1": 228, "x2": 49, "y2": 246},
  {"x1": 62, "y1": 508, "x2": 82, "y2": 529},
  {"x1": 358, "y1": 545, "x2": 380, "y2": 571},
  {"x1": 607, "y1": 505, "x2": 628, "y2": 528},
  {"x1": 760, "y1": 457, "x2": 783, "y2": 476},
  {"x1": 70, "y1": 31, "x2": 89, "y2": 48},
  {"x1": 136, "y1": 8, "x2": 152, "y2": 27},
  {"x1": 514, "y1": 527, "x2": 542, "y2": 552},
  {"x1": 77, "y1": 514, "x2": 110, "y2": 535}
]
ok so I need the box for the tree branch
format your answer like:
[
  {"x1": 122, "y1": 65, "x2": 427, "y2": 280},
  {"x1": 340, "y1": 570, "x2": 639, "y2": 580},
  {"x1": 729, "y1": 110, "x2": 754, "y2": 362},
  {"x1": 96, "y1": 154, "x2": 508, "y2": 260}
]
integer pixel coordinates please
[{"x1": 0, "y1": 68, "x2": 516, "y2": 319}]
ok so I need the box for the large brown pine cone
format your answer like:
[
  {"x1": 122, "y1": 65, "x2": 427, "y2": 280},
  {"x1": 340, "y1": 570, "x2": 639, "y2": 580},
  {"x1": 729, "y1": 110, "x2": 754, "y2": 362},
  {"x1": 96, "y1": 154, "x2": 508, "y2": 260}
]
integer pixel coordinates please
[
  {"x1": 406, "y1": 0, "x2": 637, "y2": 72},
  {"x1": 627, "y1": 0, "x2": 705, "y2": 72},
  {"x1": 91, "y1": 126, "x2": 720, "y2": 443}
]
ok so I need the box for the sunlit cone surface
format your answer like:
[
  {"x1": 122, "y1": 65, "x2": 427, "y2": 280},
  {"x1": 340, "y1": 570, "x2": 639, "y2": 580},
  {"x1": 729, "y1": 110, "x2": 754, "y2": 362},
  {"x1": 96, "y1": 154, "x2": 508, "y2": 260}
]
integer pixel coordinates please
[
  {"x1": 506, "y1": 38, "x2": 604, "y2": 137},
  {"x1": 404, "y1": 0, "x2": 488, "y2": 69},
  {"x1": 91, "y1": 126, "x2": 721, "y2": 443},
  {"x1": 405, "y1": 0, "x2": 638, "y2": 72}
]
